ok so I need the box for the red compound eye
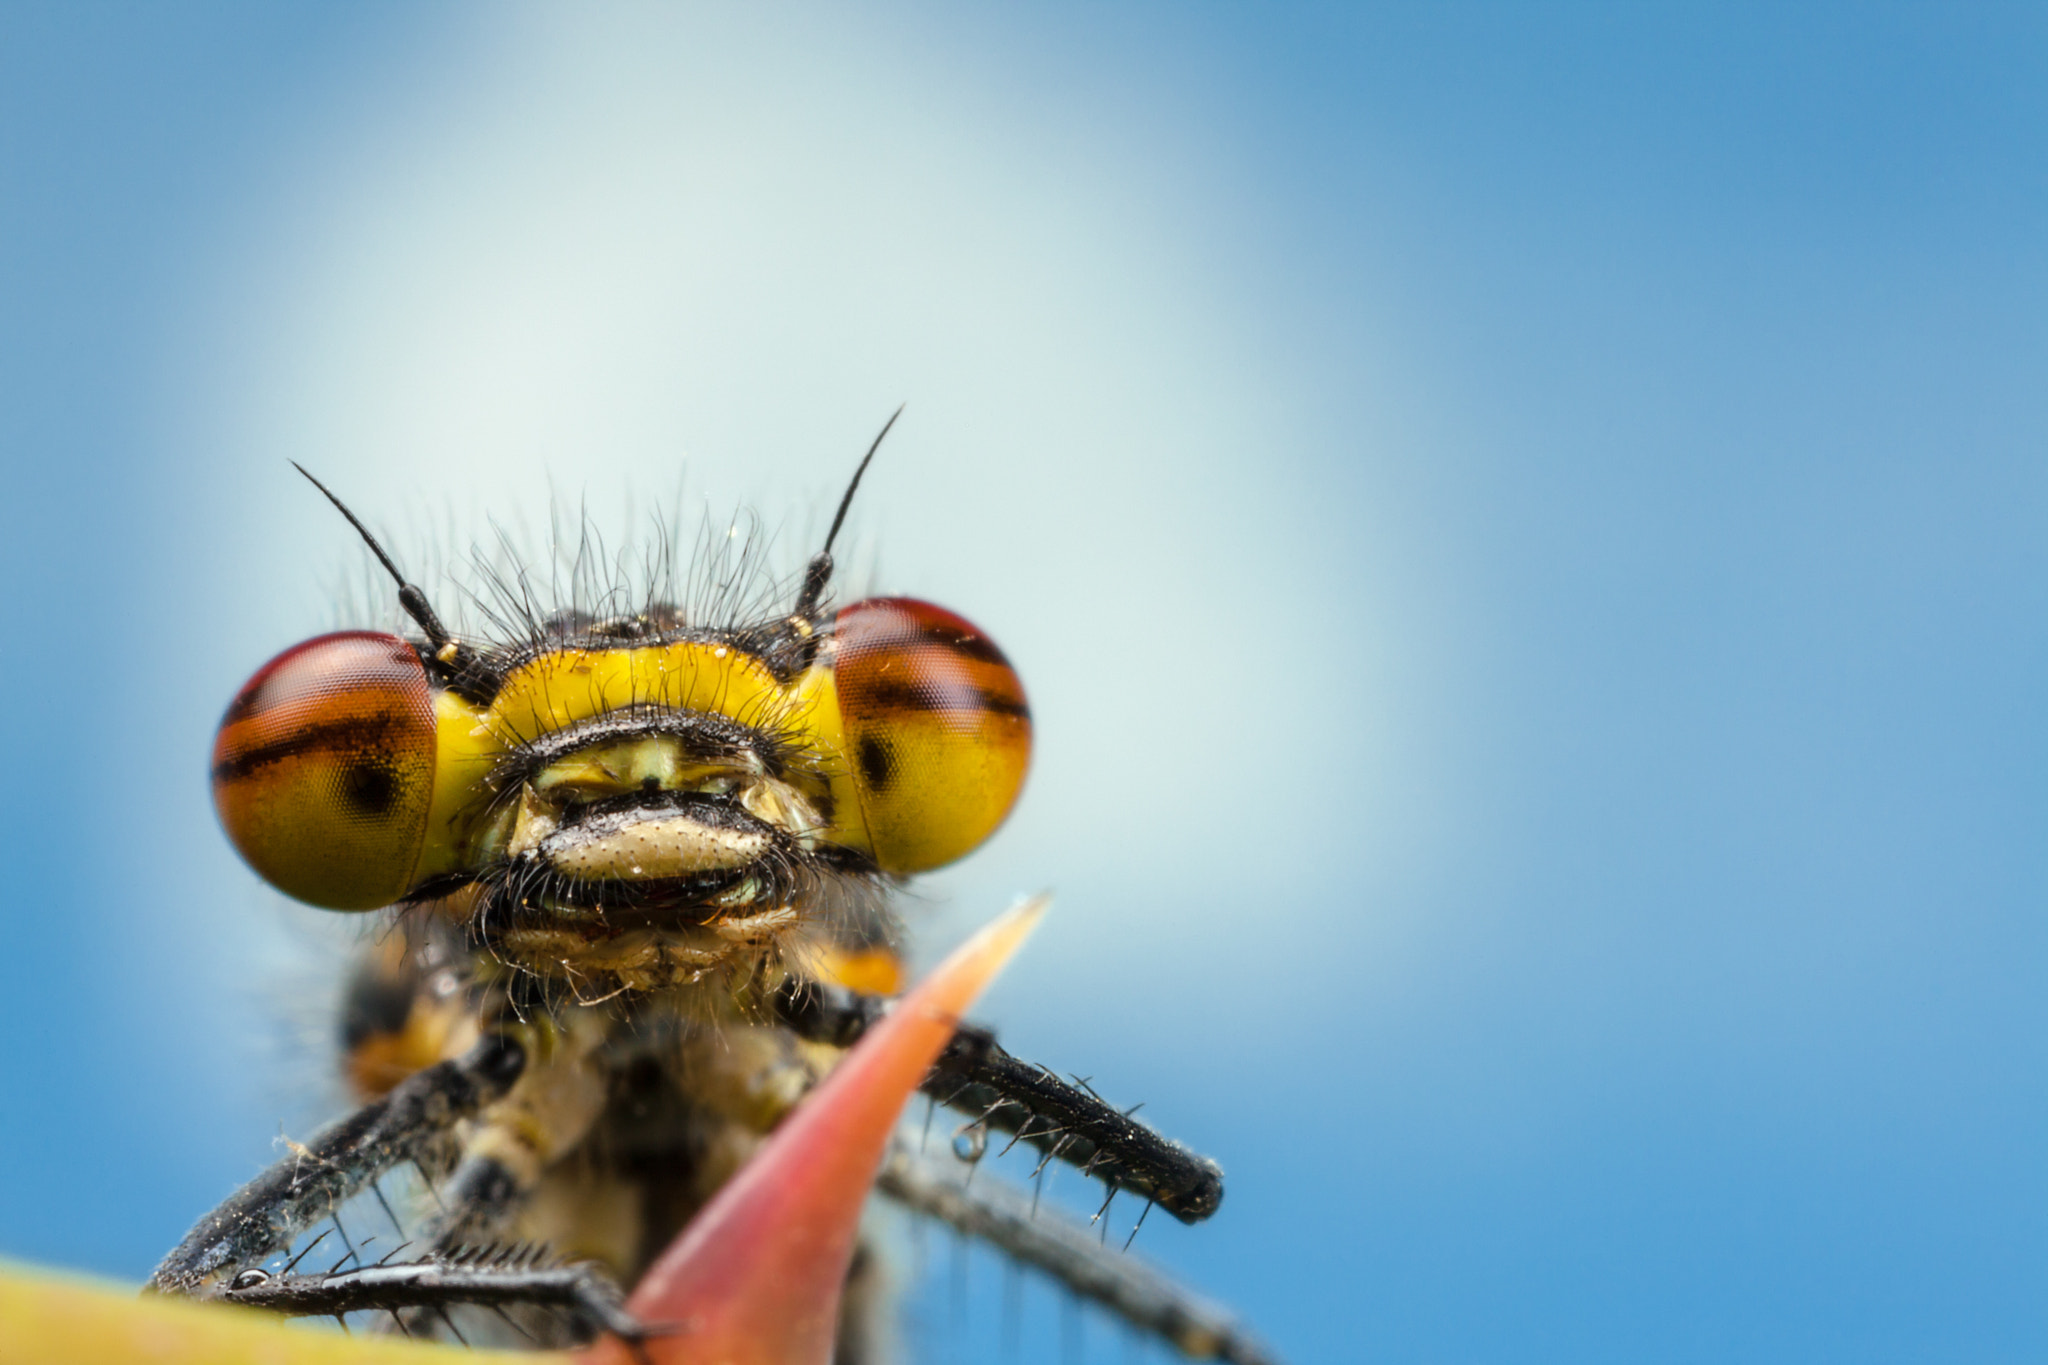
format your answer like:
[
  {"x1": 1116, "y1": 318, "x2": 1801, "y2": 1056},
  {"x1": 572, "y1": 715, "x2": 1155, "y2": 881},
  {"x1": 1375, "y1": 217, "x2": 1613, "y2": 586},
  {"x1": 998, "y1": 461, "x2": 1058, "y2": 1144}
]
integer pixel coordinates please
[
  {"x1": 212, "y1": 631, "x2": 437, "y2": 910},
  {"x1": 831, "y1": 598, "x2": 1031, "y2": 874}
]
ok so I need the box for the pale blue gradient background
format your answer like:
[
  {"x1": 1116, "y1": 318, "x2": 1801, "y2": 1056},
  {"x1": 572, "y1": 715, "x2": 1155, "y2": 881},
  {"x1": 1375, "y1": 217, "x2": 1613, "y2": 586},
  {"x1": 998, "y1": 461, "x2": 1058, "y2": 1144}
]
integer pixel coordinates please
[{"x1": 3, "y1": 5, "x2": 2044, "y2": 1363}]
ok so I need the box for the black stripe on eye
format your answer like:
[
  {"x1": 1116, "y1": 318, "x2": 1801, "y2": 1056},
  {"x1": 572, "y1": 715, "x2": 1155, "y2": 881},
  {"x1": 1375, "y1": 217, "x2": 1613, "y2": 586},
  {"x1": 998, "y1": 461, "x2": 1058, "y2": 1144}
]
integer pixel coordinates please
[
  {"x1": 853, "y1": 678, "x2": 1031, "y2": 722},
  {"x1": 221, "y1": 689, "x2": 266, "y2": 726},
  {"x1": 213, "y1": 715, "x2": 422, "y2": 786},
  {"x1": 908, "y1": 625, "x2": 1012, "y2": 667}
]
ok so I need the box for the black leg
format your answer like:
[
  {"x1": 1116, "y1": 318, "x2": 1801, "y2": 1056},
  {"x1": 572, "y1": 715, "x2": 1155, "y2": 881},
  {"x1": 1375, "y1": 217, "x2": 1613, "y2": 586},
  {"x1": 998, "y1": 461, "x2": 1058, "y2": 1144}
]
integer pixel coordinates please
[
  {"x1": 774, "y1": 981, "x2": 1225, "y2": 1222},
  {"x1": 877, "y1": 1147, "x2": 1275, "y2": 1365},
  {"x1": 377, "y1": 1150, "x2": 562, "y2": 1343},
  {"x1": 215, "y1": 1245, "x2": 649, "y2": 1348},
  {"x1": 149, "y1": 1031, "x2": 527, "y2": 1293}
]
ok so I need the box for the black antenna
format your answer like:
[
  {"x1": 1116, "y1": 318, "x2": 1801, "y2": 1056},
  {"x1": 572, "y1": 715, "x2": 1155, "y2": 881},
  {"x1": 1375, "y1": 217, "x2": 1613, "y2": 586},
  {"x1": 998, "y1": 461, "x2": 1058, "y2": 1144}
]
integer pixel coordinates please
[
  {"x1": 793, "y1": 404, "x2": 902, "y2": 621},
  {"x1": 292, "y1": 463, "x2": 454, "y2": 652}
]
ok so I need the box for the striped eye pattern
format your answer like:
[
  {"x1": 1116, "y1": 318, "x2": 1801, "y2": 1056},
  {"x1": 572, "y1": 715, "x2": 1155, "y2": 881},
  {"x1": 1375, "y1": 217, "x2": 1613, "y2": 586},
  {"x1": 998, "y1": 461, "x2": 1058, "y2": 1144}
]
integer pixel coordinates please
[
  {"x1": 212, "y1": 631, "x2": 438, "y2": 910},
  {"x1": 832, "y1": 597, "x2": 1032, "y2": 874}
]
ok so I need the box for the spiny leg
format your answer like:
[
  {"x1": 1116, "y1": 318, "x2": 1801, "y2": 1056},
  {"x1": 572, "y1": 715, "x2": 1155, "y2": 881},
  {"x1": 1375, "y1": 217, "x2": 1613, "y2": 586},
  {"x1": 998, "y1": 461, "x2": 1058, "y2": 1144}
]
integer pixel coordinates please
[
  {"x1": 149, "y1": 1030, "x2": 528, "y2": 1293},
  {"x1": 877, "y1": 1146, "x2": 1276, "y2": 1365},
  {"x1": 775, "y1": 981, "x2": 1225, "y2": 1222},
  {"x1": 383, "y1": 1014, "x2": 619, "y2": 1343},
  {"x1": 379, "y1": 1135, "x2": 611, "y2": 1343},
  {"x1": 214, "y1": 1245, "x2": 645, "y2": 1346}
]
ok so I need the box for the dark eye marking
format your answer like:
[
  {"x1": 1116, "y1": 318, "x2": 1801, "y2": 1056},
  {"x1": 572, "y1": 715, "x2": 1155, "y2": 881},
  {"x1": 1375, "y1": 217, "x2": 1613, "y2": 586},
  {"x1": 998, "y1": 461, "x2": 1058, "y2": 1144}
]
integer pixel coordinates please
[
  {"x1": 858, "y1": 734, "x2": 895, "y2": 790},
  {"x1": 911, "y1": 622, "x2": 1012, "y2": 667},
  {"x1": 212, "y1": 715, "x2": 418, "y2": 786},
  {"x1": 340, "y1": 760, "x2": 400, "y2": 814},
  {"x1": 853, "y1": 678, "x2": 1031, "y2": 722}
]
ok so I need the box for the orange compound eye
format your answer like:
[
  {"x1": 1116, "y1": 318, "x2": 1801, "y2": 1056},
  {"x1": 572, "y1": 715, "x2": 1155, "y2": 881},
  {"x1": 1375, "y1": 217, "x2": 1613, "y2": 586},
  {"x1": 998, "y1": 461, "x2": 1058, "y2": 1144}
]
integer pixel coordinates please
[
  {"x1": 211, "y1": 632, "x2": 437, "y2": 910},
  {"x1": 832, "y1": 598, "x2": 1031, "y2": 874}
]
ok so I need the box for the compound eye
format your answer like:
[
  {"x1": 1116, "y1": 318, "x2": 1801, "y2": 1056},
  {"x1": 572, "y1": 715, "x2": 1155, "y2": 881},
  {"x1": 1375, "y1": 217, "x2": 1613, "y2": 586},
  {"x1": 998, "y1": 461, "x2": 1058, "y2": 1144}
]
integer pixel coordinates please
[
  {"x1": 212, "y1": 632, "x2": 437, "y2": 910},
  {"x1": 833, "y1": 598, "x2": 1031, "y2": 874}
]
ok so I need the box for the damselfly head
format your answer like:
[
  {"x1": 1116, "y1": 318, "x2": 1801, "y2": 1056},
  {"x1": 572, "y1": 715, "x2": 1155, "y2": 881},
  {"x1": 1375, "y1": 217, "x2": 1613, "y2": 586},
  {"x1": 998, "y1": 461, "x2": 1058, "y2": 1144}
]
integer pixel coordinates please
[{"x1": 210, "y1": 429, "x2": 1030, "y2": 995}]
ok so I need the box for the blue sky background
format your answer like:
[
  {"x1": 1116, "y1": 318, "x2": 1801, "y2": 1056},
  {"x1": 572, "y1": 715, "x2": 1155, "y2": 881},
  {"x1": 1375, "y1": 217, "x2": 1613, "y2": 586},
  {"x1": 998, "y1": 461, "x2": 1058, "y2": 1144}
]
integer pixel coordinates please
[{"x1": 2, "y1": 4, "x2": 2043, "y2": 1362}]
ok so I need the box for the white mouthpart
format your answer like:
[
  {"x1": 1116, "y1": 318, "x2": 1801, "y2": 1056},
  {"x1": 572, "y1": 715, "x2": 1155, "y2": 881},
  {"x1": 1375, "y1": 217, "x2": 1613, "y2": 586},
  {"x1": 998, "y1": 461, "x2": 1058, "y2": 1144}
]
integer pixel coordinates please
[{"x1": 542, "y1": 815, "x2": 772, "y2": 880}]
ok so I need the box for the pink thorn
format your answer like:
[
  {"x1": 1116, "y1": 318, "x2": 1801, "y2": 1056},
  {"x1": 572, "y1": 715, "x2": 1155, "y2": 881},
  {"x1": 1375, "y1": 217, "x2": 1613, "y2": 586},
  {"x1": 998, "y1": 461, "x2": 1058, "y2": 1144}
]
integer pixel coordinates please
[{"x1": 576, "y1": 895, "x2": 1048, "y2": 1365}]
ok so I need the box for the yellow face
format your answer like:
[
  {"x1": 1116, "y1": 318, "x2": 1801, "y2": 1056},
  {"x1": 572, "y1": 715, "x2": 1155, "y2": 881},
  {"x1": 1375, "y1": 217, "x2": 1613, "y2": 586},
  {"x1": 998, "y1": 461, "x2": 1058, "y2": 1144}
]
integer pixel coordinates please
[{"x1": 212, "y1": 594, "x2": 1031, "y2": 993}]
